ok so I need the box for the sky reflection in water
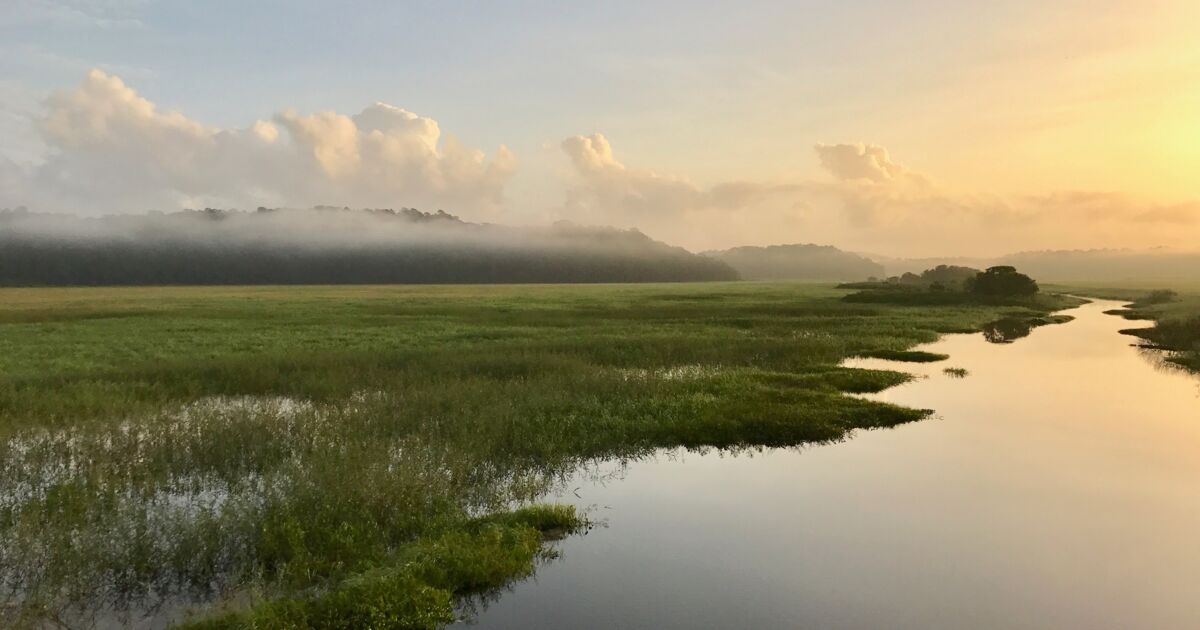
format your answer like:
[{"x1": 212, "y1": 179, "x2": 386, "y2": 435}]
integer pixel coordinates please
[{"x1": 468, "y1": 299, "x2": 1200, "y2": 630}]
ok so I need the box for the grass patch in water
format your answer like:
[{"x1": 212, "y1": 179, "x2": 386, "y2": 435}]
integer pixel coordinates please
[
  {"x1": 179, "y1": 505, "x2": 582, "y2": 630},
  {"x1": 859, "y1": 349, "x2": 950, "y2": 363}
]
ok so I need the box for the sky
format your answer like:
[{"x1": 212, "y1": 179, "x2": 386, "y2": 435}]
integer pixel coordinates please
[{"x1": 2, "y1": 0, "x2": 1200, "y2": 257}]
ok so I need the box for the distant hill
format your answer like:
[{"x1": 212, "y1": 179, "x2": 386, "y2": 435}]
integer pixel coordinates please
[
  {"x1": 860, "y1": 254, "x2": 993, "y2": 277},
  {"x1": 0, "y1": 207, "x2": 739, "y2": 286},
  {"x1": 703, "y1": 244, "x2": 885, "y2": 281},
  {"x1": 996, "y1": 249, "x2": 1200, "y2": 282}
]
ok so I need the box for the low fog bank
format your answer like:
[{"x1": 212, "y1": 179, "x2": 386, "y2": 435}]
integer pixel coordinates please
[
  {"x1": 0, "y1": 207, "x2": 739, "y2": 285},
  {"x1": 997, "y1": 249, "x2": 1200, "y2": 283},
  {"x1": 703, "y1": 244, "x2": 885, "y2": 281}
]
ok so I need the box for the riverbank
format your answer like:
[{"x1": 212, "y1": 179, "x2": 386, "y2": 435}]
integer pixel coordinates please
[
  {"x1": 460, "y1": 297, "x2": 1200, "y2": 630},
  {"x1": 0, "y1": 283, "x2": 1077, "y2": 627},
  {"x1": 1049, "y1": 282, "x2": 1200, "y2": 371}
]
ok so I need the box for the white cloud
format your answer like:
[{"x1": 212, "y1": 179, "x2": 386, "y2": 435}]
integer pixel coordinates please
[
  {"x1": 560, "y1": 132, "x2": 804, "y2": 217},
  {"x1": 557, "y1": 133, "x2": 1200, "y2": 255},
  {"x1": 8, "y1": 72, "x2": 1198, "y2": 257},
  {"x1": 813, "y1": 142, "x2": 927, "y2": 186},
  {"x1": 8, "y1": 70, "x2": 516, "y2": 214},
  {"x1": 561, "y1": 133, "x2": 707, "y2": 219},
  {"x1": 559, "y1": 133, "x2": 806, "y2": 247}
]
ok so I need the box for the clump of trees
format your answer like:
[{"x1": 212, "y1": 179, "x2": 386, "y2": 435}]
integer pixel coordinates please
[
  {"x1": 921, "y1": 265, "x2": 983, "y2": 290},
  {"x1": 843, "y1": 265, "x2": 1042, "y2": 304},
  {"x1": 965, "y1": 266, "x2": 1039, "y2": 297},
  {"x1": 845, "y1": 265, "x2": 982, "y2": 291}
]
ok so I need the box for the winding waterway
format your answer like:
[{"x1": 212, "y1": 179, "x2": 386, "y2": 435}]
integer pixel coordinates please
[{"x1": 467, "y1": 299, "x2": 1200, "y2": 629}]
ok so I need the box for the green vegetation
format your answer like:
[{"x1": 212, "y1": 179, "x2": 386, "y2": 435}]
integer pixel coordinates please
[
  {"x1": 919, "y1": 265, "x2": 983, "y2": 289},
  {"x1": 179, "y1": 506, "x2": 582, "y2": 630},
  {"x1": 858, "y1": 350, "x2": 949, "y2": 363},
  {"x1": 943, "y1": 367, "x2": 969, "y2": 378},
  {"x1": 0, "y1": 282, "x2": 1075, "y2": 627},
  {"x1": 841, "y1": 265, "x2": 1049, "y2": 307},
  {"x1": 965, "y1": 266, "x2": 1038, "y2": 297},
  {"x1": 841, "y1": 264, "x2": 982, "y2": 290}
]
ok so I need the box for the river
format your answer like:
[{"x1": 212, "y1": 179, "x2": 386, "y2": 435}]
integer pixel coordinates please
[{"x1": 466, "y1": 299, "x2": 1200, "y2": 629}]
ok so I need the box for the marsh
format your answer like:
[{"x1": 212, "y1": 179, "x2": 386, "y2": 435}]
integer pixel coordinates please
[{"x1": 469, "y1": 299, "x2": 1200, "y2": 630}]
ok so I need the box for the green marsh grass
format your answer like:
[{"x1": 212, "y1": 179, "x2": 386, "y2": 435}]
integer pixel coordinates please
[
  {"x1": 0, "y1": 283, "x2": 1075, "y2": 627},
  {"x1": 857, "y1": 349, "x2": 949, "y2": 363}
]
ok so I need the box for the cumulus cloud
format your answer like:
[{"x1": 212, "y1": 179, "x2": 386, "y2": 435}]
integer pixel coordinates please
[
  {"x1": 557, "y1": 133, "x2": 1200, "y2": 255},
  {"x1": 561, "y1": 133, "x2": 706, "y2": 216},
  {"x1": 558, "y1": 133, "x2": 808, "y2": 248},
  {"x1": 7, "y1": 72, "x2": 1199, "y2": 257},
  {"x1": 8, "y1": 70, "x2": 516, "y2": 214},
  {"x1": 813, "y1": 142, "x2": 927, "y2": 186},
  {"x1": 560, "y1": 133, "x2": 801, "y2": 214}
]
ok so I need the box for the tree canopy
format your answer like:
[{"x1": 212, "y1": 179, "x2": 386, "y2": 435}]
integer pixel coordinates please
[{"x1": 966, "y1": 266, "x2": 1039, "y2": 297}]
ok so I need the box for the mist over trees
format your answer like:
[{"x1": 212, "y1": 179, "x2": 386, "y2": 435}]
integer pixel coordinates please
[
  {"x1": 0, "y1": 207, "x2": 739, "y2": 286},
  {"x1": 997, "y1": 249, "x2": 1200, "y2": 282},
  {"x1": 702, "y1": 244, "x2": 885, "y2": 281}
]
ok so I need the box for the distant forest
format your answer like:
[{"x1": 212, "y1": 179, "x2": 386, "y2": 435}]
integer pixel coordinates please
[
  {"x1": 0, "y1": 207, "x2": 739, "y2": 286},
  {"x1": 703, "y1": 244, "x2": 884, "y2": 281}
]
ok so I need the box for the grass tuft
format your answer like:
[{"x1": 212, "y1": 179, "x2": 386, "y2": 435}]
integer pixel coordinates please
[{"x1": 858, "y1": 350, "x2": 949, "y2": 363}]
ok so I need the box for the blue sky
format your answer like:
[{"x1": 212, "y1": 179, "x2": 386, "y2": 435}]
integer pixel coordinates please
[{"x1": 1, "y1": 1, "x2": 1022, "y2": 174}]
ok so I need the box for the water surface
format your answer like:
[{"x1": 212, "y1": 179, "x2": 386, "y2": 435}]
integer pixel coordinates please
[{"x1": 468, "y1": 299, "x2": 1200, "y2": 629}]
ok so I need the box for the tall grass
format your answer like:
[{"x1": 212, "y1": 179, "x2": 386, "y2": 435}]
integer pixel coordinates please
[{"x1": 0, "y1": 282, "x2": 1073, "y2": 627}]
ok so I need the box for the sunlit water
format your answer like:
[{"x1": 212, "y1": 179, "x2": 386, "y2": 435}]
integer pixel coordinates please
[{"x1": 466, "y1": 299, "x2": 1200, "y2": 629}]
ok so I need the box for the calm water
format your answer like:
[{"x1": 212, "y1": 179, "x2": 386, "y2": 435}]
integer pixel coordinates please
[{"x1": 466, "y1": 299, "x2": 1200, "y2": 629}]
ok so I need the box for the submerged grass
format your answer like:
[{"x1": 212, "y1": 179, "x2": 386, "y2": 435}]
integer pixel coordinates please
[{"x1": 0, "y1": 282, "x2": 1074, "y2": 627}]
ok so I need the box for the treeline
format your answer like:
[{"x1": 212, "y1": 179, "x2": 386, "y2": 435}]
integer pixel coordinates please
[
  {"x1": 0, "y1": 208, "x2": 739, "y2": 286},
  {"x1": 702, "y1": 243, "x2": 885, "y2": 281},
  {"x1": 841, "y1": 265, "x2": 1041, "y2": 305}
]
